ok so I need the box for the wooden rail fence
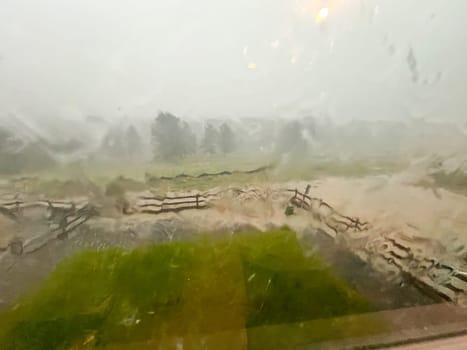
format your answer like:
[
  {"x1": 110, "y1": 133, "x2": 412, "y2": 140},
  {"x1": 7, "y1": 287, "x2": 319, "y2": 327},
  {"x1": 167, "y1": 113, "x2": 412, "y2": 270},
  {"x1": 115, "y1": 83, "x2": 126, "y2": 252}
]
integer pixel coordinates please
[
  {"x1": 1, "y1": 185, "x2": 467, "y2": 305},
  {"x1": 137, "y1": 193, "x2": 207, "y2": 214},
  {"x1": 288, "y1": 187, "x2": 369, "y2": 234}
]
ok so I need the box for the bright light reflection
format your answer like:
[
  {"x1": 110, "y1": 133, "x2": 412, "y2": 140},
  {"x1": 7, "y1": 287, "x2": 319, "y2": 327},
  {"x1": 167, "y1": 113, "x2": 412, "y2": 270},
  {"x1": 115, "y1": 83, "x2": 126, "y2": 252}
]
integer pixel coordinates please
[{"x1": 316, "y1": 7, "x2": 329, "y2": 22}]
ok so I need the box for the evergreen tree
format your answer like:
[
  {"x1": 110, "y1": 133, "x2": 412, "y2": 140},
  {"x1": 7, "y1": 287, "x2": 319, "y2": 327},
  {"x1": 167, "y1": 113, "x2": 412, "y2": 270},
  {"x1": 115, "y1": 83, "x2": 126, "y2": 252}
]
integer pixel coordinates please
[
  {"x1": 276, "y1": 121, "x2": 307, "y2": 154},
  {"x1": 201, "y1": 123, "x2": 220, "y2": 154},
  {"x1": 151, "y1": 112, "x2": 196, "y2": 160},
  {"x1": 125, "y1": 125, "x2": 142, "y2": 157},
  {"x1": 219, "y1": 123, "x2": 236, "y2": 154}
]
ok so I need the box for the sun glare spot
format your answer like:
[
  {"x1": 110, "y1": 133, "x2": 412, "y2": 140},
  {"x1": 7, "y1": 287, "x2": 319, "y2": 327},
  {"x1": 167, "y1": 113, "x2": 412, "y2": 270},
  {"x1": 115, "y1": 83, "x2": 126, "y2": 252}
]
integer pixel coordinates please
[{"x1": 316, "y1": 7, "x2": 329, "y2": 22}]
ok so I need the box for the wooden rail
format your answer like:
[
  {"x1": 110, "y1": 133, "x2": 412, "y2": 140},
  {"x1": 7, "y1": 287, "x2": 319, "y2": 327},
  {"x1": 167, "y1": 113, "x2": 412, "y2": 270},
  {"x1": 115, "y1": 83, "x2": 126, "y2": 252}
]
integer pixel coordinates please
[
  {"x1": 2, "y1": 184, "x2": 466, "y2": 305},
  {"x1": 137, "y1": 193, "x2": 207, "y2": 214},
  {"x1": 288, "y1": 187, "x2": 369, "y2": 234},
  {"x1": 286, "y1": 185, "x2": 467, "y2": 304},
  {"x1": 0, "y1": 199, "x2": 98, "y2": 255},
  {"x1": 365, "y1": 233, "x2": 467, "y2": 304}
]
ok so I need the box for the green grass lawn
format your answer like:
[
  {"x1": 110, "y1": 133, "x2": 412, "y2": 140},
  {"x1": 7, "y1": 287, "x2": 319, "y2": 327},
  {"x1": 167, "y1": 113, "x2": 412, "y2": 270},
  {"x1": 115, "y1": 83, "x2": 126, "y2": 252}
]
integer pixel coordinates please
[{"x1": 0, "y1": 228, "x2": 381, "y2": 350}]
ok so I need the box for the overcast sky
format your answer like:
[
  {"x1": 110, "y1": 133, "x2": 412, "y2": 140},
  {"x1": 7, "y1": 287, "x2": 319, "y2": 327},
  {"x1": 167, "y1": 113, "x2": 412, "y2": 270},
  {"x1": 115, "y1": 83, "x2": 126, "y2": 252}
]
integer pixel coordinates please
[{"x1": 0, "y1": 0, "x2": 466, "y2": 122}]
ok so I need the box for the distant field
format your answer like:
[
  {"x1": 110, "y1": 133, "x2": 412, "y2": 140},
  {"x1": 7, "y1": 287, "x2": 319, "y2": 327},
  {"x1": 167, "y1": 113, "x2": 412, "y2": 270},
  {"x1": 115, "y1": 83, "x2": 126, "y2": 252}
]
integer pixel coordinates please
[
  {"x1": 28, "y1": 153, "x2": 271, "y2": 181},
  {"x1": 0, "y1": 228, "x2": 378, "y2": 350},
  {"x1": 2, "y1": 154, "x2": 406, "y2": 196}
]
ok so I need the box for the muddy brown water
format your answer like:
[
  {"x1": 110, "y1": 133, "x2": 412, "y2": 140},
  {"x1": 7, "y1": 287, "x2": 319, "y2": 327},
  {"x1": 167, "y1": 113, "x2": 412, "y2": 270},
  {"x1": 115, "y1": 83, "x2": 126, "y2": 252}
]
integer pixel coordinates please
[{"x1": 300, "y1": 229, "x2": 438, "y2": 310}]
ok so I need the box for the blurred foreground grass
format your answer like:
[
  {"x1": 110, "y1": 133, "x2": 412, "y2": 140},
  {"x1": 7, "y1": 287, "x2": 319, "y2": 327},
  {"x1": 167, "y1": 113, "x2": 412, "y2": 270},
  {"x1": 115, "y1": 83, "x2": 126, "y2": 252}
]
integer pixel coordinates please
[{"x1": 0, "y1": 228, "x2": 383, "y2": 350}]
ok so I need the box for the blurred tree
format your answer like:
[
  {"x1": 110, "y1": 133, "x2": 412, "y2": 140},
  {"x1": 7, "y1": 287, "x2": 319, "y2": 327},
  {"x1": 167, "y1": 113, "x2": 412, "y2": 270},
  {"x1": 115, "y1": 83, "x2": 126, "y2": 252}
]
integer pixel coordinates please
[
  {"x1": 181, "y1": 121, "x2": 197, "y2": 156},
  {"x1": 125, "y1": 125, "x2": 142, "y2": 157},
  {"x1": 0, "y1": 128, "x2": 55, "y2": 174},
  {"x1": 219, "y1": 123, "x2": 236, "y2": 154},
  {"x1": 14, "y1": 142, "x2": 56, "y2": 172},
  {"x1": 0, "y1": 127, "x2": 21, "y2": 152},
  {"x1": 0, "y1": 127, "x2": 9, "y2": 150},
  {"x1": 100, "y1": 127, "x2": 126, "y2": 157},
  {"x1": 151, "y1": 112, "x2": 196, "y2": 160},
  {"x1": 276, "y1": 121, "x2": 307, "y2": 154},
  {"x1": 100, "y1": 125, "x2": 143, "y2": 159},
  {"x1": 201, "y1": 123, "x2": 219, "y2": 154},
  {"x1": 0, "y1": 128, "x2": 14, "y2": 173},
  {"x1": 46, "y1": 138, "x2": 84, "y2": 154}
]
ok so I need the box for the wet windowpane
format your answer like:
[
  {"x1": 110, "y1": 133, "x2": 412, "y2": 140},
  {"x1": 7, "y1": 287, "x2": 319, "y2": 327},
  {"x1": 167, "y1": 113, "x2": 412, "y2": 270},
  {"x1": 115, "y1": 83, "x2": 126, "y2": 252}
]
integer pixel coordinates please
[{"x1": 1, "y1": 1, "x2": 467, "y2": 349}]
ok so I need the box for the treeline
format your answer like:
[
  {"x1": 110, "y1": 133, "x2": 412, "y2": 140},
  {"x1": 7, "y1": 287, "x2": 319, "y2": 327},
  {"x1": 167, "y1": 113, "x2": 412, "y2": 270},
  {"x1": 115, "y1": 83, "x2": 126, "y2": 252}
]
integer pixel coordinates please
[
  {"x1": 4, "y1": 110, "x2": 466, "y2": 174},
  {"x1": 0, "y1": 111, "x2": 319, "y2": 172},
  {"x1": 100, "y1": 125, "x2": 143, "y2": 159},
  {"x1": 149, "y1": 111, "x2": 320, "y2": 161},
  {"x1": 0, "y1": 128, "x2": 56, "y2": 174},
  {"x1": 151, "y1": 112, "x2": 236, "y2": 160},
  {"x1": 96, "y1": 114, "x2": 467, "y2": 163},
  {"x1": 98, "y1": 112, "x2": 316, "y2": 161}
]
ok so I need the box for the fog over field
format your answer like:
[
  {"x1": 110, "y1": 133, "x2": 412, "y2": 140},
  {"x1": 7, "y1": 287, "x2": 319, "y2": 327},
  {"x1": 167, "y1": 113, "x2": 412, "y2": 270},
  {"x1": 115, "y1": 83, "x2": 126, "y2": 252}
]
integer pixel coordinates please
[
  {"x1": 2, "y1": 3, "x2": 467, "y2": 348},
  {"x1": 1, "y1": 0, "x2": 467, "y2": 123}
]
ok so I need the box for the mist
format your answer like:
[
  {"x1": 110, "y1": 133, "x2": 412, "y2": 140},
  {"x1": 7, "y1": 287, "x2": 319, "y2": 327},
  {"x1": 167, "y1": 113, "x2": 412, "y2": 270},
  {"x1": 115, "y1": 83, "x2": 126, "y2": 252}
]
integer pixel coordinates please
[
  {"x1": 1, "y1": 0, "x2": 467, "y2": 122},
  {"x1": 3, "y1": 3, "x2": 467, "y2": 345}
]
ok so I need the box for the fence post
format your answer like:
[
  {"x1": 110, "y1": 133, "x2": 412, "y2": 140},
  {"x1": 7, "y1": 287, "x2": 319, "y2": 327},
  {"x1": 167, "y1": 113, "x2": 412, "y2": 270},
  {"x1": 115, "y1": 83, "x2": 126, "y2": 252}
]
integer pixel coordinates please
[
  {"x1": 302, "y1": 184, "x2": 311, "y2": 208},
  {"x1": 196, "y1": 194, "x2": 199, "y2": 209}
]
